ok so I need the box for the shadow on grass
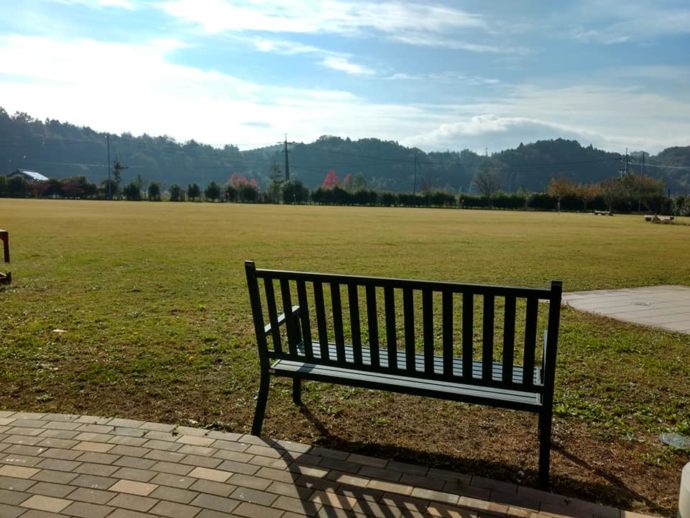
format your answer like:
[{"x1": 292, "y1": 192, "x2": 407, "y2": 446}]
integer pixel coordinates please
[{"x1": 295, "y1": 405, "x2": 672, "y2": 517}]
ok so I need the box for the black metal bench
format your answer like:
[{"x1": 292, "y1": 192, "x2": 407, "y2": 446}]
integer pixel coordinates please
[{"x1": 245, "y1": 261, "x2": 562, "y2": 487}]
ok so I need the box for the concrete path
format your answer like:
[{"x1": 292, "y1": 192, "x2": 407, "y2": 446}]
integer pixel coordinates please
[
  {"x1": 0, "y1": 411, "x2": 649, "y2": 518},
  {"x1": 563, "y1": 285, "x2": 690, "y2": 335}
]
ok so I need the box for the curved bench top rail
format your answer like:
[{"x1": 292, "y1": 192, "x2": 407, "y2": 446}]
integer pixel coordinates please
[{"x1": 252, "y1": 265, "x2": 558, "y2": 299}]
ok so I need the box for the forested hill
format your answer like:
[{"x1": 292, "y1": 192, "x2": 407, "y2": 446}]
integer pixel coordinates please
[{"x1": 2, "y1": 108, "x2": 688, "y2": 193}]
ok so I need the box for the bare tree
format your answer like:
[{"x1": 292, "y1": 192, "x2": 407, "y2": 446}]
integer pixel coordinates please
[{"x1": 473, "y1": 169, "x2": 501, "y2": 205}]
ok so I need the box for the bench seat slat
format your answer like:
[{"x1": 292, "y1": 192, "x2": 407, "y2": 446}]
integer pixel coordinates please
[
  {"x1": 270, "y1": 343, "x2": 542, "y2": 388},
  {"x1": 271, "y1": 359, "x2": 542, "y2": 409}
]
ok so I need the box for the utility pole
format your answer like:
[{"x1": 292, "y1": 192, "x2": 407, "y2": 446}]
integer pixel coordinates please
[
  {"x1": 283, "y1": 135, "x2": 290, "y2": 182},
  {"x1": 106, "y1": 134, "x2": 112, "y2": 200}
]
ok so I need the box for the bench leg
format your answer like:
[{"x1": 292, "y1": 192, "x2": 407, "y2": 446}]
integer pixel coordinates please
[
  {"x1": 252, "y1": 371, "x2": 270, "y2": 436},
  {"x1": 538, "y1": 411, "x2": 552, "y2": 489},
  {"x1": 292, "y1": 377, "x2": 302, "y2": 406}
]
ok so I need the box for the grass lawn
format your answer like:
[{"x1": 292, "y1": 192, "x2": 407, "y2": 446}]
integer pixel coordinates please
[{"x1": 1, "y1": 199, "x2": 689, "y2": 515}]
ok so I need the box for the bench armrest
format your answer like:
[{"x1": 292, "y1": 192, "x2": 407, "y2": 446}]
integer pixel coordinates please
[{"x1": 264, "y1": 305, "x2": 300, "y2": 336}]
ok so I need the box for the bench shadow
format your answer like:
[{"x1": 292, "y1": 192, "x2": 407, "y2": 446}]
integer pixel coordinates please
[{"x1": 285, "y1": 405, "x2": 672, "y2": 517}]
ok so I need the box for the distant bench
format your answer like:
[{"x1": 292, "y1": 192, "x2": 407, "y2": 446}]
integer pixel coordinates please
[{"x1": 245, "y1": 261, "x2": 563, "y2": 487}]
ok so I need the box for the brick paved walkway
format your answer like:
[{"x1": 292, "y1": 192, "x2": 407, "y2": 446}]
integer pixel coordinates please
[{"x1": 0, "y1": 411, "x2": 649, "y2": 517}]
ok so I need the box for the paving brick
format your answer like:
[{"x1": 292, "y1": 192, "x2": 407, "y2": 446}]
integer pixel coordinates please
[
  {"x1": 0, "y1": 465, "x2": 39, "y2": 478},
  {"x1": 150, "y1": 472, "x2": 196, "y2": 489},
  {"x1": 275, "y1": 440, "x2": 313, "y2": 454},
  {"x1": 74, "y1": 462, "x2": 119, "y2": 477},
  {"x1": 37, "y1": 438, "x2": 78, "y2": 449},
  {"x1": 149, "y1": 499, "x2": 202, "y2": 517},
  {"x1": 358, "y1": 465, "x2": 402, "y2": 482},
  {"x1": 197, "y1": 509, "x2": 236, "y2": 518},
  {"x1": 20, "y1": 494, "x2": 71, "y2": 512},
  {"x1": 75, "y1": 431, "x2": 113, "y2": 442},
  {"x1": 114, "y1": 455, "x2": 157, "y2": 470},
  {"x1": 71, "y1": 474, "x2": 118, "y2": 490},
  {"x1": 110, "y1": 445, "x2": 151, "y2": 458},
  {"x1": 108, "y1": 492, "x2": 159, "y2": 512},
  {"x1": 110, "y1": 479, "x2": 158, "y2": 496},
  {"x1": 211, "y1": 439, "x2": 250, "y2": 452},
  {"x1": 289, "y1": 464, "x2": 330, "y2": 478},
  {"x1": 140, "y1": 422, "x2": 176, "y2": 433},
  {"x1": 189, "y1": 479, "x2": 237, "y2": 497},
  {"x1": 310, "y1": 489, "x2": 359, "y2": 511},
  {"x1": 237, "y1": 435, "x2": 270, "y2": 446},
  {"x1": 0, "y1": 475, "x2": 35, "y2": 491},
  {"x1": 181, "y1": 454, "x2": 222, "y2": 468},
  {"x1": 230, "y1": 487, "x2": 278, "y2": 505},
  {"x1": 26, "y1": 481, "x2": 75, "y2": 498},
  {"x1": 108, "y1": 435, "x2": 149, "y2": 447},
  {"x1": 36, "y1": 457, "x2": 80, "y2": 472},
  {"x1": 0, "y1": 502, "x2": 24, "y2": 517},
  {"x1": 399, "y1": 473, "x2": 445, "y2": 491},
  {"x1": 108, "y1": 418, "x2": 146, "y2": 428},
  {"x1": 144, "y1": 431, "x2": 177, "y2": 441},
  {"x1": 177, "y1": 435, "x2": 215, "y2": 447},
  {"x1": 228, "y1": 472, "x2": 272, "y2": 491},
  {"x1": 152, "y1": 461, "x2": 195, "y2": 476},
  {"x1": 3, "y1": 434, "x2": 44, "y2": 446},
  {"x1": 2, "y1": 453, "x2": 43, "y2": 467},
  {"x1": 274, "y1": 494, "x2": 320, "y2": 515},
  {"x1": 74, "y1": 441, "x2": 114, "y2": 452},
  {"x1": 188, "y1": 466, "x2": 231, "y2": 482},
  {"x1": 143, "y1": 439, "x2": 183, "y2": 452},
  {"x1": 174, "y1": 426, "x2": 209, "y2": 437},
  {"x1": 310, "y1": 447, "x2": 350, "y2": 461},
  {"x1": 62, "y1": 501, "x2": 114, "y2": 517},
  {"x1": 246, "y1": 444, "x2": 284, "y2": 458},
  {"x1": 234, "y1": 501, "x2": 284, "y2": 518},
  {"x1": 7, "y1": 427, "x2": 44, "y2": 437},
  {"x1": 76, "y1": 452, "x2": 121, "y2": 465},
  {"x1": 145, "y1": 450, "x2": 186, "y2": 463},
  {"x1": 190, "y1": 493, "x2": 241, "y2": 513},
  {"x1": 318, "y1": 456, "x2": 361, "y2": 474},
  {"x1": 30, "y1": 469, "x2": 78, "y2": 485},
  {"x1": 214, "y1": 449, "x2": 253, "y2": 463},
  {"x1": 150, "y1": 485, "x2": 198, "y2": 504},
  {"x1": 347, "y1": 453, "x2": 389, "y2": 469},
  {"x1": 248, "y1": 455, "x2": 290, "y2": 469},
  {"x1": 67, "y1": 487, "x2": 116, "y2": 504},
  {"x1": 39, "y1": 447, "x2": 82, "y2": 461},
  {"x1": 326, "y1": 470, "x2": 371, "y2": 488},
  {"x1": 255, "y1": 466, "x2": 297, "y2": 483},
  {"x1": 266, "y1": 480, "x2": 314, "y2": 499},
  {"x1": 216, "y1": 459, "x2": 260, "y2": 476},
  {"x1": 42, "y1": 421, "x2": 81, "y2": 431},
  {"x1": 0, "y1": 487, "x2": 31, "y2": 505},
  {"x1": 108, "y1": 508, "x2": 154, "y2": 518},
  {"x1": 111, "y1": 467, "x2": 157, "y2": 482},
  {"x1": 471, "y1": 475, "x2": 519, "y2": 495},
  {"x1": 77, "y1": 424, "x2": 113, "y2": 434},
  {"x1": 5, "y1": 444, "x2": 48, "y2": 457},
  {"x1": 11, "y1": 419, "x2": 46, "y2": 429},
  {"x1": 368, "y1": 479, "x2": 414, "y2": 496},
  {"x1": 411, "y1": 487, "x2": 459, "y2": 505}
]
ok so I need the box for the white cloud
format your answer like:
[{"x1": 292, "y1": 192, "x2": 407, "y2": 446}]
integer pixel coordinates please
[
  {"x1": 49, "y1": 0, "x2": 137, "y2": 9},
  {"x1": 320, "y1": 56, "x2": 374, "y2": 76},
  {"x1": 155, "y1": 0, "x2": 498, "y2": 52}
]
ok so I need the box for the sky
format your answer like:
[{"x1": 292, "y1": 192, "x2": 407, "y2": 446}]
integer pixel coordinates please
[{"x1": 1, "y1": 0, "x2": 689, "y2": 154}]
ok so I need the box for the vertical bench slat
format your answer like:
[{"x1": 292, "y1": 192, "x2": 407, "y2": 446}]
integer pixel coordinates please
[
  {"x1": 423, "y1": 289, "x2": 434, "y2": 375},
  {"x1": 366, "y1": 285, "x2": 380, "y2": 368},
  {"x1": 384, "y1": 286, "x2": 398, "y2": 370},
  {"x1": 462, "y1": 292, "x2": 474, "y2": 379},
  {"x1": 314, "y1": 281, "x2": 330, "y2": 361},
  {"x1": 331, "y1": 282, "x2": 346, "y2": 363},
  {"x1": 280, "y1": 278, "x2": 300, "y2": 356},
  {"x1": 264, "y1": 279, "x2": 282, "y2": 355},
  {"x1": 296, "y1": 280, "x2": 313, "y2": 359},
  {"x1": 523, "y1": 297, "x2": 538, "y2": 387},
  {"x1": 482, "y1": 294, "x2": 495, "y2": 381},
  {"x1": 442, "y1": 290, "x2": 453, "y2": 378},
  {"x1": 348, "y1": 284, "x2": 363, "y2": 366},
  {"x1": 502, "y1": 295, "x2": 516, "y2": 384},
  {"x1": 403, "y1": 288, "x2": 416, "y2": 373}
]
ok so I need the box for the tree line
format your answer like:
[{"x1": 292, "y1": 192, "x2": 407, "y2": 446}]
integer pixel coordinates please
[{"x1": 0, "y1": 168, "x2": 681, "y2": 215}]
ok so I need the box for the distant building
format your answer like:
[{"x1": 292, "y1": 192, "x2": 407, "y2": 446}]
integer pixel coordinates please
[{"x1": 8, "y1": 169, "x2": 49, "y2": 182}]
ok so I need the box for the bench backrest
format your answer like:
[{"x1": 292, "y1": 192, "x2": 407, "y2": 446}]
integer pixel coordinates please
[{"x1": 245, "y1": 261, "x2": 562, "y2": 396}]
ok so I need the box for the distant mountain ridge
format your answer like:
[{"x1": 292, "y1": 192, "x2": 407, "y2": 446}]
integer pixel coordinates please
[{"x1": 1, "y1": 108, "x2": 688, "y2": 193}]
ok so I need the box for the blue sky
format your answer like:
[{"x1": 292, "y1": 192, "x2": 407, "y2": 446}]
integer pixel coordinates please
[{"x1": 1, "y1": 0, "x2": 689, "y2": 153}]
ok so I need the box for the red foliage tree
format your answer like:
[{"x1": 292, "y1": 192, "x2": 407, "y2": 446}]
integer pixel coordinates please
[{"x1": 322, "y1": 170, "x2": 340, "y2": 189}]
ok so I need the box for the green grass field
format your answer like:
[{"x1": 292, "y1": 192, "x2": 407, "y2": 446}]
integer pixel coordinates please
[{"x1": 1, "y1": 199, "x2": 689, "y2": 515}]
